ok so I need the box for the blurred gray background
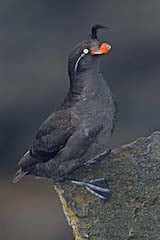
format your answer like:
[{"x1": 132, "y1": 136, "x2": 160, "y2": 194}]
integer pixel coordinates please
[{"x1": 1, "y1": 0, "x2": 160, "y2": 239}]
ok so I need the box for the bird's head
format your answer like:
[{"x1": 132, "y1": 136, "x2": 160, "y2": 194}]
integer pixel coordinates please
[{"x1": 68, "y1": 24, "x2": 111, "y2": 79}]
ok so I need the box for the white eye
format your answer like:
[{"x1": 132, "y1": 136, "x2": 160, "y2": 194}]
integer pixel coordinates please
[{"x1": 83, "y1": 48, "x2": 89, "y2": 54}]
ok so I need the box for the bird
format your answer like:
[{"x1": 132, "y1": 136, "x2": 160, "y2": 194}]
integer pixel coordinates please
[{"x1": 13, "y1": 24, "x2": 117, "y2": 200}]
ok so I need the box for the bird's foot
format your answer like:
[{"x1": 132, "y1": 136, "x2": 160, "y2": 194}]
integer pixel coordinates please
[
  {"x1": 84, "y1": 149, "x2": 111, "y2": 167},
  {"x1": 68, "y1": 178, "x2": 111, "y2": 200}
]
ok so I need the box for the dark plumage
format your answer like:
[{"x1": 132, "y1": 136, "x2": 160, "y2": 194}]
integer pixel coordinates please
[{"x1": 13, "y1": 25, "x2": 117, "y2": 199}]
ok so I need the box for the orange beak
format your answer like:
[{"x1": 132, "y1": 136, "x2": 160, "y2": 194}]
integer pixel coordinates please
[{"x1": 91, "y1": 43, "x2": 111, "y2": 55}]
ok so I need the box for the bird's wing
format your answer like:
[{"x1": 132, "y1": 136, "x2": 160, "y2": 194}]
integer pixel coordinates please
[{"x1": 31, "y1": 109, "x2": 76, "y2": 161}]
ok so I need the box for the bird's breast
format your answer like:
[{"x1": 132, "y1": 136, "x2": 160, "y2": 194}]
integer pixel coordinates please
[{"x1": 71, "y1": 74, "x2": 116, "y2": 134}]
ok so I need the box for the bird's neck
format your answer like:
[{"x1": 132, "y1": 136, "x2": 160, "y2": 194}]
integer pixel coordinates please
[
  {"x1": 70, "y1": 70, "x2": 100, "y2": 101},
  {"x1": 59, "y1": 61, "x2": 103, "y2": 110},
  {"x1": 68, "y1": 60, "x2": 100, "y2": 98}
]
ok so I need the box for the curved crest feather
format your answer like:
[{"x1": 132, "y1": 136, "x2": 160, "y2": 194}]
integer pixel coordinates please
[{"x1": 90, "y1": 24, "x2": 108, "y2": 39}]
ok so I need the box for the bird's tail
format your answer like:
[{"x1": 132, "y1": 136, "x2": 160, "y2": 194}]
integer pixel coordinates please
[
  {"x1": 70, "y1": 178, "x2": 111, "y2": 200},
  {"x1": 13, "y1": 168, "x2": 28, "y2": 183},
  {"x1": 13, "y1": 149, "x2": 38, "y2": 183}
]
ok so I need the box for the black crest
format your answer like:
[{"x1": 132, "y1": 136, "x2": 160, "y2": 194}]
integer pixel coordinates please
[{"x1": 90, "y1": 24, "x2": 107, "y2": 40}]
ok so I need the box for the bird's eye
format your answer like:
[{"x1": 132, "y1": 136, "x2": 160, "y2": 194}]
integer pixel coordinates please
[{"x1": 83, "y1": 48, "x2": 89, "y2": 54}]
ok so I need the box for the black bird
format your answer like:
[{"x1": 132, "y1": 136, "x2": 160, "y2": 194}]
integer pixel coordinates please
[{"x1": 13, "y1": 25, "x2": 117, "y2": 200}]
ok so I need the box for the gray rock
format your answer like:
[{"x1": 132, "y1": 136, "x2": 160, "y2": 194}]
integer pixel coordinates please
[{"x1": 55, "y1": 131, "x2": 160, "y2": 240}]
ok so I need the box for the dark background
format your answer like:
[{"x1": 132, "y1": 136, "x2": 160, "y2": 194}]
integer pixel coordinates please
[{"x1": 1, "y1": 1, "x2": 160, "y2": 239}]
